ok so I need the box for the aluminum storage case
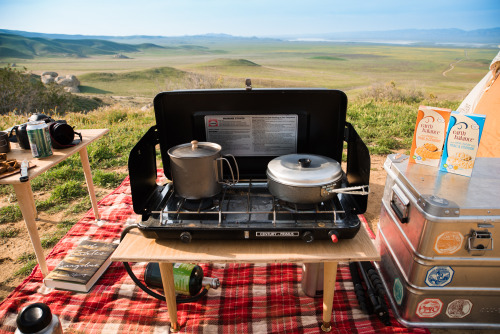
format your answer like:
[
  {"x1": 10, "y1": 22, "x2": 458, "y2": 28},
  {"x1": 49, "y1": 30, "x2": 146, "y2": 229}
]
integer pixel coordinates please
[
  {"x1": 376, "y1": 154, "x2": 500, "y2": 328},
  {"x1": 377, "y1": 227, "x2": 500, "y2": 328}
]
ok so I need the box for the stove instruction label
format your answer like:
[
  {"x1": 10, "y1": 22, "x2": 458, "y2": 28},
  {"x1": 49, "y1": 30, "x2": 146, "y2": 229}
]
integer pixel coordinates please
[{"x1": 205, "y1": 115, "x2": 298, "y2": 156}]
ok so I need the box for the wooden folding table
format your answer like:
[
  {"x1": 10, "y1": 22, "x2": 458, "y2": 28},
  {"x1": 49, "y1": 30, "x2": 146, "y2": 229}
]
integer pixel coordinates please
[
  {"x1": 0, "y1": 129, "x2": 109, "y2": 277},
  {"x1": 112, "y1": 222, "x2": 379, "y2": 332}
]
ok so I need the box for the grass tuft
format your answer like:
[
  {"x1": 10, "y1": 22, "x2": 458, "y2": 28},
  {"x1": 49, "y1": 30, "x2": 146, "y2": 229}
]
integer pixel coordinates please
[
  {"x1": 15, "y1": 252, "x2": 37, "y2": 277},
  {"x1": 0, "y1": 206, "x2": 22, "y2": 224},
  {"x1": 50, "y1": 180, "x2": 88, "y2": 203},
  {"x1": 0, "y1": 227, "x2": 20, "y2": 238},
  {"x1": 358, "y1": 81, "x2": 425, "y2": 104},
  {"x1": 93, "y1": 170, "x2": 127, "y2": 189}
]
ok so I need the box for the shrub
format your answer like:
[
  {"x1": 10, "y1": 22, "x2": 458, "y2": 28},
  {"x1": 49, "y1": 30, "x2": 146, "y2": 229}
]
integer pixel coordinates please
[
  {"x1": 0, "y1": 65, "x2": 104, "y2": 115},
  {"x1": 359, "y1": 81, "x2": 425, "y2": 104},
  {"x1": 0, "y1": 65, "x2": 73, "y2": 115}
]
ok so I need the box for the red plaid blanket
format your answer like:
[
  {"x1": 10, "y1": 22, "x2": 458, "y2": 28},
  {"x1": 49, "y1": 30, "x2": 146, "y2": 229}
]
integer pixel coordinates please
[{"x1": 0, "y1": 172, "x2": 429, "y2": 334}]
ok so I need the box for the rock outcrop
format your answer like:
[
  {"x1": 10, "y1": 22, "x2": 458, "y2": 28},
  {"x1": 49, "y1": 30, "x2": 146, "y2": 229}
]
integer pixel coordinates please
[
  {"x1": 41, "y1": 72, "x2": 80, "y2": 93},
  {"x1": 113, "y1": 53, "x2": 130, "y2": 59}
]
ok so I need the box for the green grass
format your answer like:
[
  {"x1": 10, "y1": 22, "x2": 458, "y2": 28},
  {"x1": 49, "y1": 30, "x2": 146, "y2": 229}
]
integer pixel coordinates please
[
  {"x1": 0, "y1": 227, "x2": 20, "y2": 238},
  {"x1": 0, "y1": 206, "x2": 22, "y2": 224},
  {"x1": 309, "y1": 56, "x2": 346, "y2": 61},
  {"x1": 93, "y1": 170, "x2": 127, "y2": 188},
  {"x1": 69, "y1": 197, "x2": 92, "y2": 214},
  {"x1": 346, "y1": 100, "x2": 460, "y2": 154},
  {"x1": 14, "y1": 252, "x2": 37, "y2": 277},
  {"x1": 41, "y1": 221, "x2": 74, "y2": 248}
]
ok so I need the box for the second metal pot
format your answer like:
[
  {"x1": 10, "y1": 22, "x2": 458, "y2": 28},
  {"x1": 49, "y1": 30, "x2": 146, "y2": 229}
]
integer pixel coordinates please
[
  {"x1": 168, "y1": 140, "x2": 238, "y2": 199},
  {"x1": 267, "y1": 154, "x2": 368, "y2": 204}
]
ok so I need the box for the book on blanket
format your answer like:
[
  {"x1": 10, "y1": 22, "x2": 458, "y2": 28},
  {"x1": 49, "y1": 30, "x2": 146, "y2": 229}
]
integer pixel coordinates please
[{"x1": 43, "y1": 240, "x2": 118, "y2": 292}]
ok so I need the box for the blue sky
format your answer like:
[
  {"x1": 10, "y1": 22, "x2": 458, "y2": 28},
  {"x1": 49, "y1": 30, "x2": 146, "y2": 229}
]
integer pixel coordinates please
[{"x1": 0, "y1": 0, "x2": 499, "y2": 37}]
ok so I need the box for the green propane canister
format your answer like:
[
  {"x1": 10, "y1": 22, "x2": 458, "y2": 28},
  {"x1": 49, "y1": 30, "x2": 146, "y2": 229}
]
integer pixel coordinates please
[
  {"x1": 144, "y1": 262, "x2": 220, "y2": 295},
  {"x1": 173, "y1": 263, "x2": 204, "y2": 296}
]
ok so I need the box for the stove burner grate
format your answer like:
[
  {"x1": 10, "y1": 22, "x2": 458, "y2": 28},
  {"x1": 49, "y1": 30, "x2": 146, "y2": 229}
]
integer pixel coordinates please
[{"x1": 152, "y1": 180, "x2": 350, "y2": 226}]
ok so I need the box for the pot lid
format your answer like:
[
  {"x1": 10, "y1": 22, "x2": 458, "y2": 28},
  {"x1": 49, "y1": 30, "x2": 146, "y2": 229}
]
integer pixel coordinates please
[
  {"x1": 168, "y1": 140, "x2": 221, "y2": 158},
  {"x1": 267, "y1": 154, "x2": 342, "y2": 187}
]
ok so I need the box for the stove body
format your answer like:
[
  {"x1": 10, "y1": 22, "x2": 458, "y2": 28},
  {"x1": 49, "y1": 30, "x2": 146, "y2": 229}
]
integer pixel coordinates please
[{"x1": 128, "y1": 88, "x2": 370, "y2": 242}]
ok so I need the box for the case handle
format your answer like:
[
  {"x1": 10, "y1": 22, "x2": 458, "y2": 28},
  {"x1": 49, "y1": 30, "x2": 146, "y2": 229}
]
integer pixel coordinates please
[{"x1": 390, "y1": 184, "x2": 409, "y2": 224}]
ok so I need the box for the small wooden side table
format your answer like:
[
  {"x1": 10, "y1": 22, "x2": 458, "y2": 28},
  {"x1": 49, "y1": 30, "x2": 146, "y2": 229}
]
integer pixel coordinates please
[
  {"x1": 112, "y1": 222, "x2": 380, "y2": 332},
  {"x1": 0, "y1": 129, "x2": 109, "y2": 277}
]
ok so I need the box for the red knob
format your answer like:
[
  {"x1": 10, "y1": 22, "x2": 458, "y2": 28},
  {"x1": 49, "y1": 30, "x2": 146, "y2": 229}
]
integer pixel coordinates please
[{"x1": 330, "y1": 234, "x2": 339, "y2": 243}]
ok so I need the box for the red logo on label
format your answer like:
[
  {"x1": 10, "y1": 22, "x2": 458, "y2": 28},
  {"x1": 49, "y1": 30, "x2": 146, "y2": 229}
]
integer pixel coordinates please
[
  {"x1": 208, "y1": 119, "x2": 219, "y2": 127},
  {"x1": 416, "y1": 299, "x2": 443, "y2": 318}
]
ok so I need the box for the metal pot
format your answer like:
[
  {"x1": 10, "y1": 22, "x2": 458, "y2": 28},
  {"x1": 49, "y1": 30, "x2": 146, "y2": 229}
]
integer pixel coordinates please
[
  {"x1": 266, "y1": 154, "x2": 368, "y2": 204},
  {"x1": 168, "y1": 140, "x2": 238, "y2": 199}
]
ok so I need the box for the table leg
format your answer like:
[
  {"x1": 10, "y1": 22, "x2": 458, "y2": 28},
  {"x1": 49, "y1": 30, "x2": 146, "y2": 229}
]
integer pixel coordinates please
[
  {"x1": 79, "y1": 147, "x2": 100, "y2": 221},
  {"x1": 13, "y1": 182, "x2": 49, "y2": 277},
  {"x1": 159, "y1": 262, "x2": 180, "y2": 332},
  {"x1": 26, "y1": 183, "x2": 38, "y2": 219},
  {"x1": 321, "y1": 261, "x2": 338, "y2": 332}
]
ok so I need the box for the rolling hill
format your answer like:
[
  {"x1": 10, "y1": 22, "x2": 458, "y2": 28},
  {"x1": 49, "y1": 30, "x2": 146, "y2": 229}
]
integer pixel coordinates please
[{"x1": 0, "y1": 33, "x2": 164, "y2": 58}]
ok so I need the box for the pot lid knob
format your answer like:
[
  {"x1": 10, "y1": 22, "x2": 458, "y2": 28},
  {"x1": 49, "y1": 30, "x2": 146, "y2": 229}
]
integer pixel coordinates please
[
  {"x1": 191, "y1": 140, "x2": 199, "y2": 150},
  {"x1": 298, "y1": 158, "x2": 311, "y2": 168}
]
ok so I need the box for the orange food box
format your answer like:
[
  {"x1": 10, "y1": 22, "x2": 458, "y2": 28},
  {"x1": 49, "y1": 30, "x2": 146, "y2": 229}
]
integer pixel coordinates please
[{"x1": 409, "y1": 106, "x2": 452, "y2": 167}]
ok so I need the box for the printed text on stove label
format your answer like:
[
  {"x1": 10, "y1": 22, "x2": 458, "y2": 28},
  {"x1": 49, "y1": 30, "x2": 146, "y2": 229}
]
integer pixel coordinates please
[{"x1": 256, "y1": 232, "x2": 299, "y2": 237}]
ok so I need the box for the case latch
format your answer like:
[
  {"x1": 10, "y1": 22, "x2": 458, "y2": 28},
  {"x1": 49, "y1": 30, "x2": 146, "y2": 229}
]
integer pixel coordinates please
[{"x1": 467, "y1": 230, "x2": 493, "y2": 256}]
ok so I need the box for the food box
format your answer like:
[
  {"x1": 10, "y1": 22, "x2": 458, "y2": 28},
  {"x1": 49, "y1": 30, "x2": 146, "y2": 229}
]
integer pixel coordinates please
[
  {"x1": 409, "y1": 106, "x2": 451, "y2": 167},
  {"x1": 439, "y1": 112, "x2": 486, "y2": 177}
]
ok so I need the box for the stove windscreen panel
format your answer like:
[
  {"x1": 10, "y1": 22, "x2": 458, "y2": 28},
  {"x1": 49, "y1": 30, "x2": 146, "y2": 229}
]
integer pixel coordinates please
[{"x1": 153, "y1": 89, "x2": 347, "y2": 180}]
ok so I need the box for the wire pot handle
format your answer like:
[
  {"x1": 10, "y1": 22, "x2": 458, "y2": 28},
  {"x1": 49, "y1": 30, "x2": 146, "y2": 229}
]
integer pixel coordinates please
[
  {"x1": 327, "y1": 184, "x2": 370, "y2": 196},
  {"x1": 216, "y1": 154, "x2": 239, "y2": 186}
]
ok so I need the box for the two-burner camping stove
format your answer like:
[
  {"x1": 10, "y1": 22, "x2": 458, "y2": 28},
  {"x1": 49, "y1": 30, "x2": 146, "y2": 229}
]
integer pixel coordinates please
[{"x1": 128, "y1": 85, "x2": 370, "y2": 243}]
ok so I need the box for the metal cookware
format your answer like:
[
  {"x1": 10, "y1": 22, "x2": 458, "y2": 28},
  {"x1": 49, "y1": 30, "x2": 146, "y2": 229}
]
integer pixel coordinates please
[
  {"x1": 168, "y1": 140, "x2": 238, "y2": 199},
  {"x1": 9, "y1": 123, "x2": 31, "y2": 150},
  {"x1": 0, "y1": 131, "x2": 11, "y2": 153},
  {"x1": 267, "y1": 154, "x2": 369, "y2": 204}
]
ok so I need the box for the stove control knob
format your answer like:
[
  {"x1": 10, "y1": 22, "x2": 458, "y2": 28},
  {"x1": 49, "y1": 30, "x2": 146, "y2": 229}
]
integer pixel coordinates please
[
  {"x1": 328, "y1": 231, "x2": 339, "y2": 243},
  {"x1": 180, "y1": 232, "x2": 192, "y2": 243},
  {"x1": 302, "y1": 231, "x2": 314, "y2": 243}
]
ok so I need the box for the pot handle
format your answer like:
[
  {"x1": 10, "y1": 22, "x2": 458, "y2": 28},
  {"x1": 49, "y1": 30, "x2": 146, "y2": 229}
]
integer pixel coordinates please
[
  {"x1": 325, "y1": 184, "x2": 370, "y2": 196},
  {"x1": 216, "y1": 154, "x2": 240, "y2": 186}
]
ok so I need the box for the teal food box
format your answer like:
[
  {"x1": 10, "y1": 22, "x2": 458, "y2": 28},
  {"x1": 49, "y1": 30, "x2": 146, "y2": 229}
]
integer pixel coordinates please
[{"x1": 439, "y1": 112, "x2": 486, "y2": 177}]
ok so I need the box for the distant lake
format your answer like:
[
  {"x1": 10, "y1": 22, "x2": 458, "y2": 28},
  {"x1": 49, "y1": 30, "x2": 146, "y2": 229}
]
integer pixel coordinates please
[{"x1": 288, "y1": 38, "x2": 498, "y2": 48}]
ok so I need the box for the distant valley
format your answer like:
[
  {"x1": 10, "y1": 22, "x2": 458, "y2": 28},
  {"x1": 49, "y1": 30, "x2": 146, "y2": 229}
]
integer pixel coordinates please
[
  {"x1": 0, "y1": 28, "x2": 498, "y2": 102},
  {"x1": 0, "y1": 27, "x2": 499, "y2": 60}
]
